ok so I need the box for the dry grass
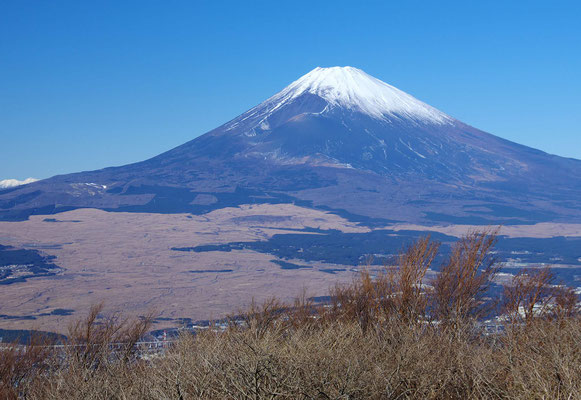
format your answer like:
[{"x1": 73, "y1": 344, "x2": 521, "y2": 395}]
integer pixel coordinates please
[{"x1": 2, "y1": 230, "x2": 580, "y2": 399}]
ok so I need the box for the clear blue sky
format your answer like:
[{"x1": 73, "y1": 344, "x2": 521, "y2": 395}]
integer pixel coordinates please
[{"x1": 1, "y1": 1, "x2": 580, "y2": 180}]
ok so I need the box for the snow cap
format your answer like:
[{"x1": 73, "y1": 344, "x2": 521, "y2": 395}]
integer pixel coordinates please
[{"x1": 268, "y1": 66, "x2": 452, "y2": 124}]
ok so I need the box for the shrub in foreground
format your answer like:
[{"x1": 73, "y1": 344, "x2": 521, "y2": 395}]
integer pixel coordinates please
[{"x1": 2, "y1": 229, "x2": 580, "y2": 399}]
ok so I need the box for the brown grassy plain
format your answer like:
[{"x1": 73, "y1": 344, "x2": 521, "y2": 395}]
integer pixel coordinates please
[
  {"x1": 1, "y1": 204, "x2": 580, "y2": 334},
  {"x1": 0, "y1": 205, "x2": 367, "y2": 333}
]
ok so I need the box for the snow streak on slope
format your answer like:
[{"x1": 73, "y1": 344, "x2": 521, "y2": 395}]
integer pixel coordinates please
[{"x1": 258, "y1": 66, "x2": 453, "y2": 124}]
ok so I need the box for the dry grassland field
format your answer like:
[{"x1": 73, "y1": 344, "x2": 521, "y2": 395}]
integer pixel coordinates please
[
  {"x1": 0, "y1": 204, "x2": 368, "y2": 333},
  {"x1": 1, "y1": 202, "x2": 581, "y2": 333},
  {"x1": 386, "y1": 222, "x2": 581, "y2": 239}
]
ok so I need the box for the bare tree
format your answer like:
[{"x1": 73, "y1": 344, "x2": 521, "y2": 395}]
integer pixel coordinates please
[
  {"x1": 502, "y1": 266, "x2": 556, "y2": 324},
  {"x1": 432, "y1": 229, "x2": 500, "y2": 329},
  {"x1": 0, "y1": 333, "x2": 53, "y2": 399},
  {"x1": 385, "y1": 236, "x2": 440, "y2": 324}
]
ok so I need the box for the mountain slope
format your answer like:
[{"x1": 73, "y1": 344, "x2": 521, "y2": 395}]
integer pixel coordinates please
[{"x1": 2, "y1": 66, "x2": 581, "y2": 224}]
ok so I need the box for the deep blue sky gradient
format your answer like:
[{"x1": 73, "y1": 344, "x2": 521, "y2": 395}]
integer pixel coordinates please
[{"x1": 1, "y1": 1, "x2": 580, "y2": 179}]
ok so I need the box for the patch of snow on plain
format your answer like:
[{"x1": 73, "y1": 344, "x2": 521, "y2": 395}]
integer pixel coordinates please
[
  {"x1": 260, "y1": 66, "x2": 453, "y2": 124},
  {"x1": 0, "y1": 178, "x2": 38, "y2": 188}
]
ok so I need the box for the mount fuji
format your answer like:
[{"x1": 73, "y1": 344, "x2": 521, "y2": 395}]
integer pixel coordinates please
[{"x1": 2, "y1": 66, "x2": 581, "y2": 225}]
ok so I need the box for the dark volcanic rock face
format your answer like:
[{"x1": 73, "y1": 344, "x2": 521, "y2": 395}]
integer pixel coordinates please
[{"x1": 2, "y1": 66, "x2": 581, "y2": 224}]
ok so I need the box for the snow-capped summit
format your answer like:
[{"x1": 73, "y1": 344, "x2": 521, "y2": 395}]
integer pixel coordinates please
[
  {"x1": 4, "y1": 65, "x2": 581, "y2": 227},
  {"x1": 258, "y1": 66, "x2": 453, "y2": 125}
]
